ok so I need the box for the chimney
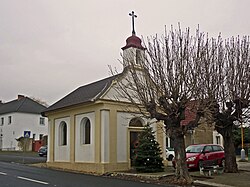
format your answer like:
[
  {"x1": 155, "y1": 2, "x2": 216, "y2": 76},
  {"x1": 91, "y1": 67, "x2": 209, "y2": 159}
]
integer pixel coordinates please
[{"x1": 18, "y1": 95, "x2": 25, "y2": 100}]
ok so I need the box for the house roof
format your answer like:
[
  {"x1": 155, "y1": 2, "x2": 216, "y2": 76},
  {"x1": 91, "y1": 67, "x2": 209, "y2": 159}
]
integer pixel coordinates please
[
  {"x1": 0, "y1": 96, "x2": 47, "y2": 115},
  {"x1": 43, "y1": 74, "x2": 121, "y2": 114}
]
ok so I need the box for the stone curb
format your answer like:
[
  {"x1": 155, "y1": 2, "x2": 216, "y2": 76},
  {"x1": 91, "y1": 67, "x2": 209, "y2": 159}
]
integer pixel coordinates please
[
  {"x1": 194, "y1": 180, "x2": 235, "y2": 187},
  {"x1": 115, "y1": 172, "x2": 237, "y2": 187},
  {"x1": 112, "y1": 172, "x2": 174, "y2": 180}
]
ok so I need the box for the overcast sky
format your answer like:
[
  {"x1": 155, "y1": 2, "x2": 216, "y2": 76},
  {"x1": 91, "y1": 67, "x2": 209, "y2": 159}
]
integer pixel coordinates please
[{"x1": 1, "y1": 0, "x2": 250, "y2": 105}]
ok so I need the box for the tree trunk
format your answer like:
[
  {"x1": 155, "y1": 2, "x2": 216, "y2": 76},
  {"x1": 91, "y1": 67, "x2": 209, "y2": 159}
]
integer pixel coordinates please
[
  {"x1": 216, "y1": 124, "x2": 238, "y2": 173},
  {"x1": 222, "y1": 133, "x2": 238, "y2": 172},
  {"x1": 172, "y1": 130, "x2": 193, "y2": 184}
]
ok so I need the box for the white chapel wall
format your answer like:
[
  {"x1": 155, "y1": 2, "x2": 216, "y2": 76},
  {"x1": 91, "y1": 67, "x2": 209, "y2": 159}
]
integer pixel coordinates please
[
  {"x1": 102, "y1": 71, "x2": 142, "y2": 104},
  {"x1": 116, "y1": 112, "x2": 146, "y2": 162},
  {"x1": 75, "y1": 112, "x2": 95, "y2": 162},
  {"x1": 117, "y1": 112, "x2": 130, "y2": 162},
  {"x1": 54, "y1": 117, "x2": 70, "y2": 162}
]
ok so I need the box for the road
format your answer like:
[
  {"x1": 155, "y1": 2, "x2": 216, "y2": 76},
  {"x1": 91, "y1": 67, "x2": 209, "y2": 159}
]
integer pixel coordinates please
[
  {"x1": 0, "y1": 161, "x2": 167, "y2": 187},
  {"x1": 0, "y1": 152, "x2": 170, "y2": 187}
]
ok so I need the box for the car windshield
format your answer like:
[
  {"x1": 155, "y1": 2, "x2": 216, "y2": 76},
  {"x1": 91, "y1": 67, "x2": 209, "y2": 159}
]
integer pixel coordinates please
[{"x1": 186, "y1": 145, "x2": 204, "y2": 153}]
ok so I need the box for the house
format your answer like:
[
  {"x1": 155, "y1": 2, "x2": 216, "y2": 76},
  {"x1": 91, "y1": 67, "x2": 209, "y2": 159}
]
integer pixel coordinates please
[
  {"x1": 0, "y1": 95, "x2": 48, "y2": 150},
  {"x1": 164, "y1": 99, "x2": 224, "y2": 149},
  {"x1": 181, "y1": 102, "x2": 223, "y2": 147},
  {"x1": 166, "y1": 103, "x2": 224, "y2": 148},
  {"x1": 43, "y1": 30, "x2": 167, "y2": 173}
]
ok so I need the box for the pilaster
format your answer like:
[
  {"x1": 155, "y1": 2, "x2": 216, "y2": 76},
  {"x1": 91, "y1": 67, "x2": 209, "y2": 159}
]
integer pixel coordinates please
[
  {"x1": 70, "y1": 114, "x2": 75, "y2": 163},
  {"x1": 109, "y1": 108, "x2": 117, "y2": 163}
]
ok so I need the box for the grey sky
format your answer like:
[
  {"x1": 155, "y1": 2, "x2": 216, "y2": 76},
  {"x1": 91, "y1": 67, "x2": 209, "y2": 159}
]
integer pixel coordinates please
[{"x1": 1, "y1": 0, "x2": 250, "y2": 105}]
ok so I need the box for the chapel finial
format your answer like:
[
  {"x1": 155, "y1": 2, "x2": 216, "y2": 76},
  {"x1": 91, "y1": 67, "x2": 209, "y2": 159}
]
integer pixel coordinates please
[{"x1": 129, "y1": 11, "x2": 137, "y2": 35}]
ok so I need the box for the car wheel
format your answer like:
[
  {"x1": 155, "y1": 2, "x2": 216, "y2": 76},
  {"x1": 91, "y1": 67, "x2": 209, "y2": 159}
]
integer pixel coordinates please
[
  {"x1": 168, "y1": 154, "x2": 174, "y2": 161},
  {"x1": 39, "y1": 154, "x2": 43, "y2": 157}
]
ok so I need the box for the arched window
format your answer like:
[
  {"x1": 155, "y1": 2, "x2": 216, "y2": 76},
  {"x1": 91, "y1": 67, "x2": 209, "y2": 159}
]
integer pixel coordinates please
[
  {"x1": 129, "y1": 117, "x2": 143, "y2": 127},
  {"x1": 59, "y1": 121, "x2": 67, "y2": 146},
  {"x1": 80, "y1": 118, "x2": 91, "y2": 144}
]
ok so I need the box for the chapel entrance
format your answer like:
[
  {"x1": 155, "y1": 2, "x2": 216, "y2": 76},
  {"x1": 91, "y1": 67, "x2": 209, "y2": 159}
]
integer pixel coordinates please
[
  {"x1": 129, "y1": 118, "x2": 143, "y2": 166},
  {"x1": 130, "y1": 131, "x2": 140, "y2": 166}
]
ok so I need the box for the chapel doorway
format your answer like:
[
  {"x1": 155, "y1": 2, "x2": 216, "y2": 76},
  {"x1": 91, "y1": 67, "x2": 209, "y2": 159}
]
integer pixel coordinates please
[
  {"x1": 130, "y1": 131, "x2": 140, "y2": 166},
  {"x1": 129, "y1": 118, "x2": 143, "y2": 166}
]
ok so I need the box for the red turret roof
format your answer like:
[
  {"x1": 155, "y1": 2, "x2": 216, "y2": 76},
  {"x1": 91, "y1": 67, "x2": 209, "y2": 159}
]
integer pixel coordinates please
[{"x1": 121, "y1": 34, "x2": 145, "y2": 50}]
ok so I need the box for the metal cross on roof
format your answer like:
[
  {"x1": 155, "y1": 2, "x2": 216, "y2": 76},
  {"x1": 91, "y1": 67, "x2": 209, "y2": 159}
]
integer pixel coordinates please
[{"x1": 129, "y1": 11, "x2": 137, "y2": 35}]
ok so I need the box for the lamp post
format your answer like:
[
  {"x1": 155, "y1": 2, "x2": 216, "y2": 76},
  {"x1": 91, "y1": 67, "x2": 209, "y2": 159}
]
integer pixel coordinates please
[{"x1": 240, "y1": 121, "x2": 246, "y2": 160}]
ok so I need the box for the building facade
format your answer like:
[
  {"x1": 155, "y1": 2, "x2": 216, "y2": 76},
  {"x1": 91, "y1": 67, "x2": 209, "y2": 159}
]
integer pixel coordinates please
[
  {"x1": 43, "y1": 31, "x2": 167, "y2": 173},
  {"x1": 0, "y1": 95, "x2": 48, "y2": 150}
]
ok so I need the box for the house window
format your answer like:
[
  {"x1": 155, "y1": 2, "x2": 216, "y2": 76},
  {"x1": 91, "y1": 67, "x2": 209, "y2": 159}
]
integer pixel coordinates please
[
  {"x1": 59, "y1": 121, "x2": 67, "y2": 146},
  {"x1": 40, "y1": 117, "x2": 45, "y2": 125},
  {"x1": 1, "y1": 117, "x2": 4, "y2": 126},
  {"x1": 39, "y1": 134, "x2": 43, "y2": 140},
  {"x1": 8, "y1": 116, "x2": 12, "y2": 124},
  {"x1": 216, "y1": 136, "x2": 221, "y2": 145},
  {"x1": 80, "y1": 118, "x2": 91, "y2": 144}
]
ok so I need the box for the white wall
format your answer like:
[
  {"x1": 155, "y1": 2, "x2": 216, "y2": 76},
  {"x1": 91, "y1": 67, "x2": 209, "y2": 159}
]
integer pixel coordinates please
[
  {"x1": 117, "y1": 112, "x2": 130, "y2": 162},
  {"x1": 213, "y1": 131, "x2": 224, "y2": 147},
  {"x1": 103, "y1": 71, "x2": 142, "y2": 104},
  {"x1": 0, "y1": 112, "x2": 48, "y2": 150},
  {"x1": 101, "y1": 110, "x2": 109, "y2": 163},
  {"x1": 47, "y1": 119, "x2": 51, "y2": 162},
  {"x1": 54, "y1": 117, "x2": 70, "y2": 162},
  {"x1": 75, "y1": 112, "x2": 95, "y2": 163},
  {"x1": 117, "y1": 112, "x2": 147, "y2": 162}
]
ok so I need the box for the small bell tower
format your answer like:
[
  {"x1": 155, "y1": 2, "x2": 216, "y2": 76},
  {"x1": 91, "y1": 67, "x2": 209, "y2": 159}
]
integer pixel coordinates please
[{"x1": 121, "y1": 11, "x2": 145, "y2": 68}]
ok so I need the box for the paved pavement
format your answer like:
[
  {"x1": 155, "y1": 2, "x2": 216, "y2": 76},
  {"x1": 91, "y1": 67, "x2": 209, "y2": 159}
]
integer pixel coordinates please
[
  {"x1": 193, "y1": 159, "x2": 250, "y2": 187},
  {"x1": 237, "y1": 158, "x2": 250, "y2": 171},
  {"x1": 113, "y1": 158, "x2": 250, "y2": 187}
]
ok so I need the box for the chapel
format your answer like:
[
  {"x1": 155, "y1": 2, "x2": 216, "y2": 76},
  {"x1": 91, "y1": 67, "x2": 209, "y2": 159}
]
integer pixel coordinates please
[{"x1": 43, "y1": 11, "x2": 167, "y2": 173}]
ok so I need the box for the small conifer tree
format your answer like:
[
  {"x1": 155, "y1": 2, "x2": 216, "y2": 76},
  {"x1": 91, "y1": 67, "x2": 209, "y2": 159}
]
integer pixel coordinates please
[{"x1": 134, "y1": 124, "x2": 164, "y2": 172}]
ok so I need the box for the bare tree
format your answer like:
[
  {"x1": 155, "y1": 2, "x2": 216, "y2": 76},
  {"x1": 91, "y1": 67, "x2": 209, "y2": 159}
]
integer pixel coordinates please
[
  {"x1": 30, "y1": 97, "x2": 49, "y2": 107},
  {"x1": 204, "y1": 36, "x2": 250, "y2": 172},
  {"x1": 114, "y1": 23, "x2": 250, "y2": 182},
  {"x1": 114, "y1": 26, "x2": 213, "y2": 184}
]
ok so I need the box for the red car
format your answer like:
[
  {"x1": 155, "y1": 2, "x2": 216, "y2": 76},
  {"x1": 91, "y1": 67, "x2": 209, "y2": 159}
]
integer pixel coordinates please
[{"x1": 172, "y1": 144, "x2": 225, "y2": 169}]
